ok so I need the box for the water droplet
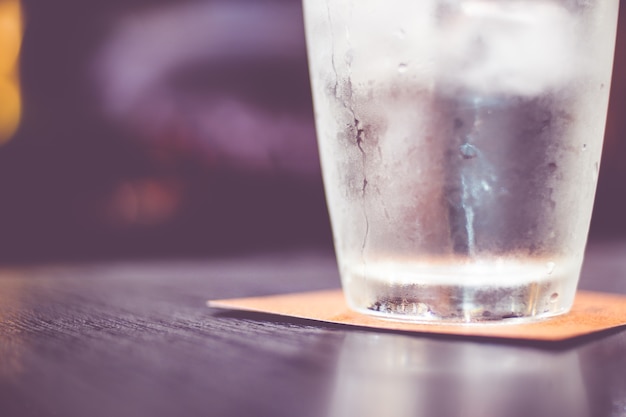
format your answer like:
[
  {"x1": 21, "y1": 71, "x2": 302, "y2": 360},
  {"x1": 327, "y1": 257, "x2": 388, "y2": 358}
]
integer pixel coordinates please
[
  {"x1": 345, "y1": 49, "x2": 354, "y2": 66},
  {"x1": 546, "y1": 261, "x2": 555, "y2": 275},
  {"x1": 582, "y1": 144, "x2": 587, "y2": 151},
  {"x1": 459, "y1": 143, "x2": 477, "y2": 159},
  {"x1": 547, "y1": 162, "x2": 557, "y2": 172},
  {"x1": 550, "y1": 292, "x2": 559, "y2": 302},
  {"x1": 398, "y1": 63, "x2": 408, "y2": 73}
]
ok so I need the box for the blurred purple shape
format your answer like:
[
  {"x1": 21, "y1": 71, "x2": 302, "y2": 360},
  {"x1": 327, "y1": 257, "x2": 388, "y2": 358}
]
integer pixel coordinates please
[{"x1": 92, "y1": 1, "x2": 319, "y2": 177}]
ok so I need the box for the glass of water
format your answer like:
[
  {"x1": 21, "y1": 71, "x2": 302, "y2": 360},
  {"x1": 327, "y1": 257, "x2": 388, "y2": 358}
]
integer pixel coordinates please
[{"x1": 303, "y1": 0, "x2": 619, "y2": 322}]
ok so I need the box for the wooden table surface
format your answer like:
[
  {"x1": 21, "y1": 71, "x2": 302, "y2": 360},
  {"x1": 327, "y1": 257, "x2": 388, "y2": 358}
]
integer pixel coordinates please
[{"x1": 0, "y1": 242, "x2": 625, "y2": 417}]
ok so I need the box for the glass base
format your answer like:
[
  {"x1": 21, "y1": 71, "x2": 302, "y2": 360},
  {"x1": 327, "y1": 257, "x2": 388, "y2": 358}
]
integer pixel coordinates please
[{"x1": 342, "y1": 260, "x2": 579, "y2": 324}]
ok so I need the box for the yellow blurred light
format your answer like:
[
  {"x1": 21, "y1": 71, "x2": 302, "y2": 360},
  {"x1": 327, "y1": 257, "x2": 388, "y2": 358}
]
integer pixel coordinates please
[
  {"x1": 0, "y1": 0, "x2": 22, "y2": 73},
  {"x1": 0, "y1": 0, "x2": 23, "y2": 144}
]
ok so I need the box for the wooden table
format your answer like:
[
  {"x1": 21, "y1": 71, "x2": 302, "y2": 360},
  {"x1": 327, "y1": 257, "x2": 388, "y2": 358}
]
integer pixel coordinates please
[{"x1": 0, "y1": 242, "x2": 625, "y2": 417}]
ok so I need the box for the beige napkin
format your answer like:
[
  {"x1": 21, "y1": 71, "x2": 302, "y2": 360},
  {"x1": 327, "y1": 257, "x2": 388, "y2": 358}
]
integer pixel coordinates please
[{"x1": 208, "y1": 289, "x2": 626, "y2": 341}]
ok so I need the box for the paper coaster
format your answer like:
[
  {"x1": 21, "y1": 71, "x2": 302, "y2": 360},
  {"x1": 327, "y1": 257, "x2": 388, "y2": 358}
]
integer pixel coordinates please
[{"x1": 208, "y1": 289, "x2": 626, "y2": 341}]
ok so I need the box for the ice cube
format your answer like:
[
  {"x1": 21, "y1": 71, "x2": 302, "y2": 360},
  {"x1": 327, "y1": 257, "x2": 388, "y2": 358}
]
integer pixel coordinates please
[{"x1": 436, "y1": 1, "x2": 579, "y2": 96}]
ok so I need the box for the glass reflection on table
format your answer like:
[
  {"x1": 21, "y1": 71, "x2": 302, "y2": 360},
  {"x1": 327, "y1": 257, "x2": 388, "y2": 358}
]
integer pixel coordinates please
[{"x1": 327, "y1": 332, "x2": 590, "y2": 417}]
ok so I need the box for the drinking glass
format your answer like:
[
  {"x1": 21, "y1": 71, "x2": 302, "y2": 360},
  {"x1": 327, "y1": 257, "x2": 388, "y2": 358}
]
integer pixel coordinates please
[{"x1": 303, "y1": 0, "x2": 620, "y2": 322}]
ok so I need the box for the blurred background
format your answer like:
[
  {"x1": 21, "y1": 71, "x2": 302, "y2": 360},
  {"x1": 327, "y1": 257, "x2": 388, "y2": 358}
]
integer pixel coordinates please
[{"x1": 0, "y1": 0, "x2": 623, "y2": 264}]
